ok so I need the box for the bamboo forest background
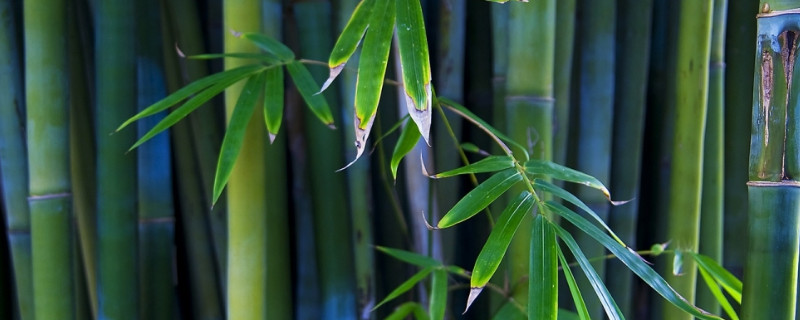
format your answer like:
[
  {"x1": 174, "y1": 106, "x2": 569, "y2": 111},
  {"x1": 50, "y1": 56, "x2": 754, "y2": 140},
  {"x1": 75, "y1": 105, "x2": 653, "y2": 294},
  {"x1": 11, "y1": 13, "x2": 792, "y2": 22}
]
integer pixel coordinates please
[{"x1": 0, "y1": 0, "x2": 783, "y2": 319}]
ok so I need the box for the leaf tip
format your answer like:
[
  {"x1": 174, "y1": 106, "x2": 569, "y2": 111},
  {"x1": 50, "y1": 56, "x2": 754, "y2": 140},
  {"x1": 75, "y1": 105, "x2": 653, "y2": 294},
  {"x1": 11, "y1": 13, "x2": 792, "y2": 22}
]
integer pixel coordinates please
[
  {"x1": 175, "y1": 43, "x2": 186, "y2": 58},
  {"x1": 327, "y1": 123, "x2": 337, "y2": 130},
  {"x1": 420, "y1": 211, "x2": 439, "y2": 230},
  {"x1": 403, "y1": 92, "x2": 432, "y2": 146},
  {"x1": 464, "y1": 287, "x2": 484, "y2": 314},
  {"x1": 229, "y1": 28, "x2": 242, "y2": 38},
  {"x1": 317, "y1": 64, "x2": 345, "y2": 95},
  {"x1": 268, "y1": 133, "x2": 276, "y2": 144}
]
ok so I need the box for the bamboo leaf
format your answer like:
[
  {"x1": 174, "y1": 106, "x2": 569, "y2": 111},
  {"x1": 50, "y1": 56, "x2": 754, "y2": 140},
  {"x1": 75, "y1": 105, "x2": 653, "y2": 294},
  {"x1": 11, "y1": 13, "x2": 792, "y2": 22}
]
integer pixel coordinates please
[
  {"x1": 550, "y1": 222, "x2": 624, "y2": 320},
  {"x1": 129, "y1": 66, "x2": 265, "y2": 150},
  {"x1": 375, "y1": 246, "x2": 441, "y2": 268},
  {"x1": 262, "y1": 67, "x2": 284, "y2": 143},
  {"x1": 385, "y1": 302, "x2": 430, "y2": 320},
  {"x1": 429, "y1": 155, "x2": 515, "y2": 179},
  {"x1": 286, "y1": 60, "x2": 335, "y2": 128},
  {"x1": 390, "y1": 119, "x2": 421, "y2": 180},
  {"x1": 437, "y1": 168, "x2": 522, "y2": 228},
  {"x1": 341, "y1": 0, "x2": 395, "y2": 170},
  {"x1": 212, "y1": 72, "x2": 266, "y2": 205},
  {"x1": 186, "y1": 52, "x2": 279, "y2": 64},
  {"x1": 525, "y1": 160, "x2": 621, "y2": 204},
  {"x1": 445, "y1": 265, "x2": 470, "y2": 277},
  {"x1": 118, "y1": 65, "x2": 264, "y2": 131},
  {"x1": 697, "y1": 264, "x2": 739, "y2": 320},
  {"x1": 530, "y1": 214, "x2": 558, "y2": 320},
  {"x1": 238, "y1": 32, "x2": 295, "y2": 61},
  {"x1": 545, "y1": 201, "x2": 721, "y2": 320},
  {"x1": 557, "y1": 245, "x2": 591, "y2": 320},
  {"x1": 438, "y1": 97, "x2": 527, "y2": 159},
  {"x1": 396, "y1": 0, "x2": 433, "y2": 143},
  {"x1": 429, "y1": 269, "x2": 447, "y2": 320},
  {"x1": 689, "y1": 253, "x2": 742, "y2": 303},
  {"x1": 320, "y1": 0, "x2": 375, "y2": 92},
  {"x1": 373, "y1": 266, "x2": 435, "y2": 311}
]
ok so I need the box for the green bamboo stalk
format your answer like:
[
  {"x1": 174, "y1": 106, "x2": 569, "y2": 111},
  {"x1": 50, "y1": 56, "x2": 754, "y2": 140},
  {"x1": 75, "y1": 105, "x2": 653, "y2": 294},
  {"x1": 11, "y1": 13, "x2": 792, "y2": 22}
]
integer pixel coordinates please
[
  {"x1": 24, "y1": 0, "x2": 75, "y2": 318},
  {"x1": 606, "y1": 0, "x2": 654, "y2": 317},
  {"x1": 662, "y1": 1, "x2": 713, "y2": 319},
  {"x1": 571, "y1": 1, "x2": 615, "y2": 317},
  {"x1": 293, "y1": 2, "x2": 357, "y2": 318},
  {"x1": 696, "y1": 0, "x2": 727, "y2": 315},
  {"x1": 136, "y1": 0, "x2": 175, "y2": 318},
  {"x1": 0, "y1": 0, "x2": 33, "y2": 318},
  {"x1": 505, "y1": 0, "x2": 555, "y2": 310},
  {"x1": 741, "y1": 3, "x2": 800, "y2": 319},
  {"x1": 552, "y1": 0, "x2": 576, "y2": 167},
  {"x1": 95, "y1": 0, "x2": 138, "y2": 318}
]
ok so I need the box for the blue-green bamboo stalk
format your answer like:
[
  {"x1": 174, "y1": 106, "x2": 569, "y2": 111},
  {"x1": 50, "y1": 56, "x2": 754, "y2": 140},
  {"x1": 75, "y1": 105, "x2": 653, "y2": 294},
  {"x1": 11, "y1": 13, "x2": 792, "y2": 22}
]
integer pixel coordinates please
[{"x1": 552, "y1": 0, "x2": 576, "y2": 167}]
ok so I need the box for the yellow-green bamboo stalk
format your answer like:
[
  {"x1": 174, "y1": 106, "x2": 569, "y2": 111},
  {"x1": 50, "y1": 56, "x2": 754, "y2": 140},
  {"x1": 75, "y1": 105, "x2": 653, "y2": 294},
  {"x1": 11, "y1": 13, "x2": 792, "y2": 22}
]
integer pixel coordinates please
[
  {"x1": 24, "y1": 0, "x2": 75, "y2": 318},
  {"x1": 0, "y1": 0, "x2": 33, "y2": 317},
  {"x1": 662, "y1": 1, "x2": 713, "y2": 319}
]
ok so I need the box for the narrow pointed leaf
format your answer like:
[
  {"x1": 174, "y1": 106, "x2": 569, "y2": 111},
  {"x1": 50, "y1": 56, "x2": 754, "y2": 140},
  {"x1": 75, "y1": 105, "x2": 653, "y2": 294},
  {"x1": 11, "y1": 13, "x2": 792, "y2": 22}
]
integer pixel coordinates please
[
  {"x1": 130, "y1": 66, "x2": 265, "y2": 150},
  {"x1": 212, "y1": 72, "x2": 266, "y2": 204},
  {"x1": 373, "y1": 266, "x2": 435, "y2": 311},
  {"x1": 430, "y1": 155, "x2": 515, "y2": 179},
  {"x1": 376, "y1": 246, "x2": 441, "y2": 268},
  {"x1": 286, "y1": 60, "x2": 335, "y2": 128},
  {"x1": 238, "y1": 32, "x2": 294, "y2": 61},
  {"x1": 390, "y1": 119, "x2": 421, "y2": 179},
  {"x1": 445, "y1": 265, "x2": 469, "y2": 277},
  {"x1": 320, "y1": 0, "x2": 376, "y2": 92},
  {"x1": 550, "y1": 222, "x2": 624, "y2": 320},
  {"x1": 437, "y1": 168, "x2": 522, "y2": 228},
  {"x1": 530, "y1": 214, "x2": 558, "y2": 320},
  {"x1": 262, "y1": 67, "x2": 284, "y2": 142},
  {"x1": 557, "y1": 245, "x2": 591, "y2": 320},
  {"x1": 438, "y1": 97, "x2": 527, "y2": 159},
  {"x1": 546, "y1": 201, "x2": 721, "y2": 320},
  {"x1": 385, "y1": 302, "x2": 430, "y2": 320},
  {"x1": 525, "y1": 160, "x2": 617, "y2": 202},
  {"x1": 429, "y1": 269, "x2": 447, "y2": 320},
  {"x1": 118, "y1": 64, "x2": 263, "y2": 131},
  {"x1": 187, "y1": 52, "x2": 279, "y2": 64},
  {"x1": 396, "y1": 0, "x2": 432, "y2": 143},
  {"x1": 689, "y1": 253, "x2": 742, "y2": 303},
  {"x1": 697, "y1": 265, "x2": 739, "y2": 320},
  {"x1": 470, "y1": 191, "x2": 533, "y2": 290}
]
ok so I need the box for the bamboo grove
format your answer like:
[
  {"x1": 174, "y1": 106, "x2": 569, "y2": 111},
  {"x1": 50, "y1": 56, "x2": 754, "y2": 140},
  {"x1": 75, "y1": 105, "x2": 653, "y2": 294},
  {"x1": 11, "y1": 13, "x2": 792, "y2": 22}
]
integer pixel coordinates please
[{"x1": 2, "y1": 0, "x2": 798, "y2": 319}]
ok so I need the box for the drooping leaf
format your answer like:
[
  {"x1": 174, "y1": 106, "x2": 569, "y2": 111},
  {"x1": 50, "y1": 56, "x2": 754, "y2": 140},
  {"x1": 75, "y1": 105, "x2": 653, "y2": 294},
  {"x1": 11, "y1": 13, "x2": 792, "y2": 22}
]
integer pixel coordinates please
[
  {"x1": 238, "y1": 32, "x2": 295, "y2": 61},
  {"x1": 546, "y1": 201, "x2": 721, "y2": 320},
  {"x1": 212, "y1": 72, "x2": 267, "y2": 205},
  {"x1": 286, "y1": 60, "x2": 335, "y2": 128},
  {"x1": 557, "y1": 245, "x2": 591, "y2": 320},
  {"x1": 697, "y1": 264, "x2": 739, "y2": 320},
  {"x1": 262, "y1": 66, "x2": 284, "y2": 143},
  {"x1": 550, "y1": 222, "x2": 624, "y2": 320},
  {"x1": 530, "y1": 214, "x2": 558, "y2": 320},
  {"x1": 319, "y1": 0, "x2": 376, "y2": 92},
  {"x1": 437, "y1": 169, "x2": 522, "y2": 228},
  {"x1": 390, "y1": 119, "x2": 422, "y2": 179},
  {"x1": 429, "y1": 155, "x2": 515, "y2": 179},
  {"x1": 118, "y1": 64, "x2": 264, "y2": 131},
  {"x1": 438, "y1": 97, "x2": 527, "y2": 160},
  {"x1": 688, "y1": 253, "x2": 742, "y2": 303},
  {"x1": 373, "y1": 266, "x2": 435, "y2": 311},
  {"x1": 385, "y1": 302, "x2": 430, "y2": 320},
  {"x1": 525, "y1": 160, "x2": 622, "y2": 204},
  {"x1": 375, "y1": 246, "x2": 441, "y2": 268},
  {"x1": 396, "y1": 0, "x2": 433, "y2": 143},
  {"x1": 429, "y1": 269, "x2": 447, "y2": 320},
  {"x1": 129, "y1": 66, "x2": 265, "y2": 150},
  {"x1": 340, "y1": 0, "x2": 395, "y2": 170}
]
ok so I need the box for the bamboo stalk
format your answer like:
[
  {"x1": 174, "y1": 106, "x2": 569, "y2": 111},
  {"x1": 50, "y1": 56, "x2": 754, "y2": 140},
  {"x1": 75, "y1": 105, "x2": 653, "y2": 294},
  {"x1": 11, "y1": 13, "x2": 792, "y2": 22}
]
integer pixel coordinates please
[
  {"x1": 741, "y1": 4, "x2": 800, "y2": 319},
  {"x1": 606, "y1": 0, "x2": 654, "y2": 317},
  {"x1": 552, "y1": 0, "x2": 576, "y2": 167},
  {"x1": 24, "y1": 0, "x2": 75, "y2": 318},
  {"x1": 661, "y1": 1, "x2": 713, "y2": 319},
  {"x1": 0, "y1": 0, "x2": 33, "y2": 318}
]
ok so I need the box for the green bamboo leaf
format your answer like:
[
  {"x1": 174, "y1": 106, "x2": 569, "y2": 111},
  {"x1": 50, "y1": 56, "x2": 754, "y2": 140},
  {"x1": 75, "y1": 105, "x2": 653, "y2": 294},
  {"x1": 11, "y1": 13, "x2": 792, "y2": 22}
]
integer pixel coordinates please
[
  {"x1": 437, "y1": 169, "x2": 522, "y2": 228},
  {"x1": 375, "y1": 246, "x2": 441, "y2": 268},
  {"x1": 525, "y1": 160, "x2": 622, "y2": 204},
  {"x1": 532, "y1": 179, "x2": 626, "y2": 246},
  {"x1": 286, "y1": 60, "x2": 335, "y2": 128},
  {"x1": 129, "y1": 66, "x2": 265, "y2": 150},
  {"x1": 341, "y1": 0, "x2": 395, "y2": 170},
  {"x1": 385, "y1": 302, "x2": 430, "y2": 320},
  {"x1": 550, "y1": 222, "x2": 624, "y2": 320},
  {"x1": 429, "y1": 155, "x2": 515, "y2": 179},
  {"x1": 468, "y1": 191, "x2": 534, "y2": 309},
  {"x1": 557, "y1": 245, "x2": 591, "y2": 320},
  {"x1": 445, "y1": 265, "x2": 469, "y2": 277},
  {"x1": 396, "y1": 0, "x2": 433, "y2": 143},
  {"x1": 118, "y1": 65, "x2": 264, "y2": 131},
  {"x1": 438, "y1": 97, "x2": 527, "y2": 159},
  {"x1": 373, "y1": 266, "x2": 435, "y2": 311},
  {"x1": 211, "y1": 72, "x2": 266, "y2": 205},
  {"x1": 319, "y1": 0, "x2": 375, "y2": 92},
  {"x1": 237, "y1": 32, "x2": 294, "y2": 61},
  {"x1": 545, "y1": 201, "x2": 721, "y2": 320},
  {"x1": 262, "y1": 67, "x2": 284, "y2": 143},
  {"x1": 530, "y1": 214, "x2": 558, "y2": 320},
  {"x1": 689, "y1": 253, "x2": 742, "y2": 303},
  {"x1": 460, "y1": 142, "x2": 487, "y2": 155},
  {"x1": 390, "y1": 119, "x2": 421, "y2": 180},
  {"x1": 186, "y1": 52, "x2": 279, "y2": 64},
  {"x1": 429, "y1": 269, "x2": 447, "y2": 320},
  {"x1": 697, "y1": 265, "x2": 739, "y2": 320}
]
